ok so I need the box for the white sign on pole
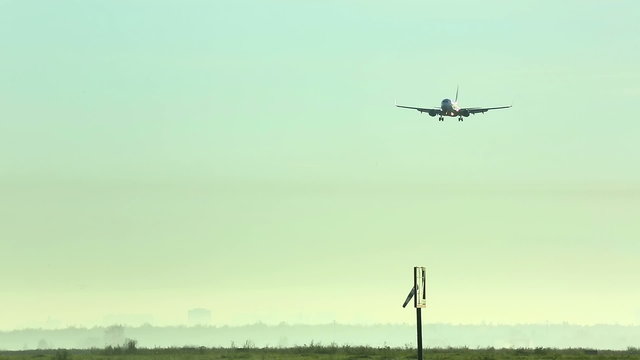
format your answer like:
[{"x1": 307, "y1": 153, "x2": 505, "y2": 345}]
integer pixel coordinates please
[{"x1": 414, "y1": 267, "x2": 427, "y2": 308}]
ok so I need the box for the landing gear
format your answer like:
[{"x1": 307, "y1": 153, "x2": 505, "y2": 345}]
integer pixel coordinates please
[
  {"x1": 438, "y1": 116, "x2": 444, "y2": 121},
  {"x1": 458, "y1": 116, "x2": 463, "y2": 121}
]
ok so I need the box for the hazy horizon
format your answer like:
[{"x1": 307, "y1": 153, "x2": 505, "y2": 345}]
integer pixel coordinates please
[
  {"x1": 6, "y1": 322, "x2": 640, "y2": 333},
  {"x1": 3, "y1": 323, "x2": 640, "y2": 351},
  {"x1": 1, "y1": 1, "x2": 639, "y2": 334},
  {"x1": 11, "y1": 317, "x2": 640, "y2": 332}
]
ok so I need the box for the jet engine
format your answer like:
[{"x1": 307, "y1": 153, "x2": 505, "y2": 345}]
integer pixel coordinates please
[
  {"x1": 459, "y1": 109, "x2": 470, "y2": 117},
  {"x1": 427, "y1": 110, "x2": 437, "y2": 117}
]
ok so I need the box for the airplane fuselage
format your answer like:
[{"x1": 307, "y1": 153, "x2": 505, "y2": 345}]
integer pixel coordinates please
[{"x1": 440, "y1": 98, "x2": 460, "y2": 117}]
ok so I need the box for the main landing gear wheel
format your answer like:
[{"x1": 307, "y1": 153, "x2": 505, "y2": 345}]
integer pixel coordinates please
[
  {"x1": 438, "y1": 116, "x2": 444, "y2": 121},
  {"x1": 458, "y1": 117, "x2": 463, "y2": 121}
]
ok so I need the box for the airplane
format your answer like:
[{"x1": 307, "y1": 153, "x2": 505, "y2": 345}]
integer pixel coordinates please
[{"x1": 396, "y1": 87, "x2": 511, "y2": 121}]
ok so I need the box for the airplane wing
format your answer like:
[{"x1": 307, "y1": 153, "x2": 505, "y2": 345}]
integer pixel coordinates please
[
  {"x1": 395, "y1": 104, "x2": 441, "y2": 114},
  {"x1": 462, "y1": 105, "x2": 511, "y2": 114}
]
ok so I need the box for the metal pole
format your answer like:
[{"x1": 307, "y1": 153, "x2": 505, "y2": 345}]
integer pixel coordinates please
[{"x1": 416, "y1": 307, "x2": 423, "y2": 360}]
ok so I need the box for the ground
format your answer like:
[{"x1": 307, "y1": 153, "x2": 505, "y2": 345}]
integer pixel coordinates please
[{"x1": 2, "y1": 347, "x2": 640, "y2": 360}]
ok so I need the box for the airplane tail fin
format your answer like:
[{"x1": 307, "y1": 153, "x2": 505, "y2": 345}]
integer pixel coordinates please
[{"x1": 455, "y1": 85, "x2": 459, "y2": 103}]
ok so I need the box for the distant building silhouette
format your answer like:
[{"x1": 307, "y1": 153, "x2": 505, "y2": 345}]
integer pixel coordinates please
[{"x1": 187, "y1": 308, "x2": 212, "y2": 326}]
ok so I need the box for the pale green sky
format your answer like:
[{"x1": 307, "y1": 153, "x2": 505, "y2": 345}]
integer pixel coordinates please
[{"x1": 1, "y1": 0, "x2": 639, "y2": 330}]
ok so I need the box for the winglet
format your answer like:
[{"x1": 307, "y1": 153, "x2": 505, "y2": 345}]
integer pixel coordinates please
[{"x1": 455, "y1": 85, "x2": 459, "y2": 103}]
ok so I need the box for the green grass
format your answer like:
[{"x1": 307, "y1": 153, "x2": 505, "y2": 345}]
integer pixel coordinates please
[{"x1": 1, "y1": 347, "x2": 640, "y2": 360}]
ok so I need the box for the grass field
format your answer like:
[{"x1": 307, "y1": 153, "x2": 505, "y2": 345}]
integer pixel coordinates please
[{"x1": 2, "y1": 346, "x2": 640, "y2": 360}]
